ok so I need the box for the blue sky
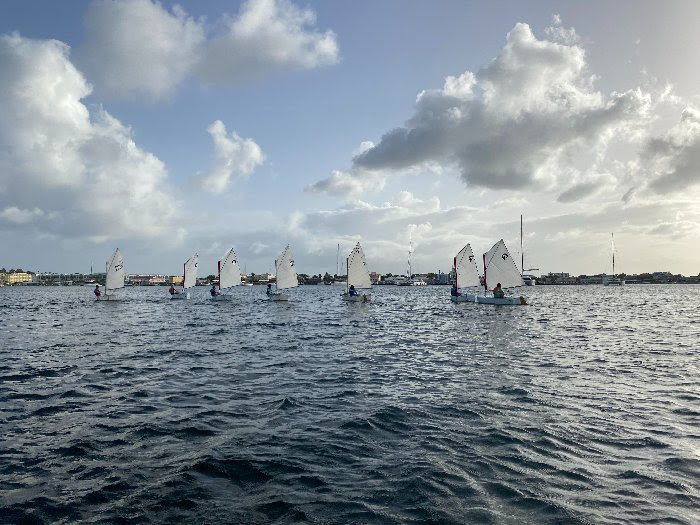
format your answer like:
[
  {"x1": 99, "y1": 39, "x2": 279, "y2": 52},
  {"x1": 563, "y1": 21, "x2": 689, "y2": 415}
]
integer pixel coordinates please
[{"x1": 1, "y1": 1, "x2": 699, "y2": 276}]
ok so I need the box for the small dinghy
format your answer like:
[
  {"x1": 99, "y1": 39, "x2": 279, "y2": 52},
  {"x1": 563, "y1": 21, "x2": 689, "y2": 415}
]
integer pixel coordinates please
[
  {"x1": 480, "y1": 239, "x2": 527, "y2": 305},
  {"x1": 170, "y1": 254, "x2": 198, "y2": 299},
  {"x1": 269, "y1": 245, "x2": 297, "y2": 301},
  {"x1": 211, "y1": 248, "x2": 241, "y2": 301},
  {"x1": 341, "y1": 242, "x2": 371, "y2": 302},
  {"x1": 96, "y1": 248, "x2": 124, "y2": 301}
]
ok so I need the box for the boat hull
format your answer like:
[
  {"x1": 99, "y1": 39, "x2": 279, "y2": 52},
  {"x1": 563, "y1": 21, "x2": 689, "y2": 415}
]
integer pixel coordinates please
[
  {"x1": 341, "y1": 293, "x2": 371, "y2": 302},
  {"x1": 96, "y1": 294, "x2": 121, "y2": 301},
  {"x1": 451, "y1": 293, "x2": 526, "y2": 305},
  {"x1": 169, "y1": 292, "x2": 190, "y2": 300},
  {"x1": 211, "y1": 294, "x2": 234, "y2": 301},
  {"x1": 269, "y1": 293, "x2": 289, "y2": 301}
]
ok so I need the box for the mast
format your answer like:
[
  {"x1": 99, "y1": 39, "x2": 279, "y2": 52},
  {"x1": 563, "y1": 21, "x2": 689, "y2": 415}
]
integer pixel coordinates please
[
  {"x1": 521, "y1": 214, "x2": 524, "y2": 272},
  {"x1": 611, "y1": 233, "x2": 615, "y2": 276},
  {"x1": 483, "y1": 254, "x2": 487, "y2": 291},
  {"x1": 407, "y1": 235, "x2": 413, "y2": 279},
  {"x1": 454, "y1": 256, "x2": 457, "y2": 290},
  {"x1": 337, "y1": 243, "x2": 340, "y2": 277},
  {"x1": 218, "y1": 260, "x2": 221, "y2": 290},
  {"x1": 346, "y1": 256, "x2": 349, "y2": 294},
  {"x1": 183, "y1": 261, "x2": 186, "y2": 290}
]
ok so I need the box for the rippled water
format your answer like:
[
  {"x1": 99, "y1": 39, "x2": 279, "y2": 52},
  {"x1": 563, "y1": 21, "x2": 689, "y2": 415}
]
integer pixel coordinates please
[{"x1": 1, "y1": 284, "x2": 699, "y2": 524}]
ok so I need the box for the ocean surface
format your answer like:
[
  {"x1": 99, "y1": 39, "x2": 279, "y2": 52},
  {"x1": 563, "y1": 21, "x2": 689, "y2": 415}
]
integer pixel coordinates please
[{"x1": 1, "y1": 284, "x2": 699, "y2": 524}]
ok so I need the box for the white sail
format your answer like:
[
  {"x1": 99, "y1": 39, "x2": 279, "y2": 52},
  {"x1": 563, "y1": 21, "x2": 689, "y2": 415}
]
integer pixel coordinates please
[
  {"x1": 483, "y1": 239, "x2": 523, "y2": 289},
  {"x1": 105, "y1": 248, "x2": 124, "y2": 292},
  {"x1": 218, "y1": 248, "x2": 241, "y2": 290},
  {"x1": 347, "y1": 242, "x2": 372, "y2": 290},
  {"x1": 183, "y1": 254, "x2": 199, "y2": 289},
  {"x1": 275, "y1": 245, "x2": 298, "y2": 290},
  {"x1": 454, "y1": 244, "x2": 479, "y2": 288}
]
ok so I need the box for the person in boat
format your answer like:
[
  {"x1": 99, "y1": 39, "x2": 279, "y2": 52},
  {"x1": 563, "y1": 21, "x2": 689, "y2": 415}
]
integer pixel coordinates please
[
  {"x1": 266, "y1": 283, "x2": 273, "y2": 296},
  {"x1": 349, "y1": 285, "x2": 358, "y2": 297},
  {"x1": 94, "y1": 285, "x2": 101, "y2": 297},
  {"x1": 493, "y1": 283, "x2": 505, "y2": 298},
  {"x1": 450, "y1": 284, "x2": 461, "y2": 297},
  {"x1": 169, "y1": 284, "x2": 177, "y2": 295},
  {"x1": 210, "y1": 285, "x2": 219, "y2": 297}
]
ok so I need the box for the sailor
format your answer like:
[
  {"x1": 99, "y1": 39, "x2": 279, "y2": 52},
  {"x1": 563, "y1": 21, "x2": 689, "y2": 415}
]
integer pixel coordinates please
[
  {"x1": 450, "y1": 284, "x2": 460, "y2": 297},
  {"x1": 266, "y1": 283, "x2": 273, "y2": 296},
  {"x1": 94, "y1": 285, "x2": 101, "y2": 297},
  {"x1": 493, "y1": 282, "x2": 505, "y2": 298},
  {"x1": 169, "y1": 284, "x2": 176, "y2": 295},
  {"x1": 349, "y1": 285, "x2": 358, "y2": 297},
  {"x1": 210, "y1": 285, "x2": 219, "y2": 297}
]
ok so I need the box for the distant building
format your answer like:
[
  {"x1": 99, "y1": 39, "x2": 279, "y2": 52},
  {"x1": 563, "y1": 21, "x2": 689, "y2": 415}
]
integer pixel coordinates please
[
  {"x1": 171, "y1": 276, "x2": 184, "y2": 285},
  {"x1": 7, "y1": 272, "x2": 34, "y2": 285},
  {"x1": 370, "y1": 272, "x2": 382, "y2": 283}
]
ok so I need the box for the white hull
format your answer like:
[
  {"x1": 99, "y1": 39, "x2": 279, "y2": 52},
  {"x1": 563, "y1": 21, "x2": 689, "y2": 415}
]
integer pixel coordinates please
[
  {"x1": 169, "y1": 291, "x2": 190, "y2": 300},
  {"x1": 603, "y1": 279, "x2": 625, "y2": 286},
  {"x1": 211, "y1": 294, "x2": 234, "y2": 301},
  {"x1": 96, "y1": 294, "x2": 121, "y2": 301},
  {"x1": 451, "y1": 293, "x2": 526, "y2": 305},
  {"x1": 269, "y1": 293, "x2": 289, "y2": 301},
  {"x1": 341, "y1": 292, "x2": 371, "y2": 302}
]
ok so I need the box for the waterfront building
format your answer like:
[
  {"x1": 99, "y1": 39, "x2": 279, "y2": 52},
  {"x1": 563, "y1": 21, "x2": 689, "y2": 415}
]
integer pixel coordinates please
[{"x1": 6, "y1": 272, "x2": 34, "y2": 285}]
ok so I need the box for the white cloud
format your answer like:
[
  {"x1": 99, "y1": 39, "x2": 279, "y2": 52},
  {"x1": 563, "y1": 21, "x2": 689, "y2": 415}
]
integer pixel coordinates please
[
  {"x1": 77, "y1": 0, "x2": 338, "y2": 99},
  {"x1": 200, "y1": 0, "x2": 339, "y2": 85},
  {"x1": 0, "y1": 207, "x2": 45, "y2": 224},
  {"x1": 77, "y1": 0, "x2": 205, "y2": 100},
  {"x1": 0, "y1": 33, "x2": 181, "y2": 241},
  {"x1": 194, "y1": 120, "x2": 265, "y2": 193},
  {"x1": 315, "y1": 23, "x2": 652, "y2": 200}
]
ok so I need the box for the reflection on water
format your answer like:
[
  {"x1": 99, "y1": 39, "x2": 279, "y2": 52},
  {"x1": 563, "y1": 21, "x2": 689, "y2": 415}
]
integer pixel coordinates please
[{"x1": 1, "y1": 284, "x2": 699, "y2": 524}]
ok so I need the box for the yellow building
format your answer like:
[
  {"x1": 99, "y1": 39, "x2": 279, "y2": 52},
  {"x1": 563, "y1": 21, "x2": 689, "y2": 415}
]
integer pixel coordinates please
[
  {"x1": 7, "y1": 272, "x2": 34, "y2": 284},
  {"x1": 171, "y1": 276, "x2": 184, "y2": 285}
]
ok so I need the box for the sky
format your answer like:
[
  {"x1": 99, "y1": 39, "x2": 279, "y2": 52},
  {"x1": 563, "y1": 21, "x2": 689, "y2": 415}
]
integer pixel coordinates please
[{"x1": 1, "y1": 0, "x2": 699, "y2": 277}]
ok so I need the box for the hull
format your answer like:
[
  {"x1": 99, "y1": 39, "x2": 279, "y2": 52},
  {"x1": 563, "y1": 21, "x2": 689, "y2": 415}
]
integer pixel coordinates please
[
  {"x1": 169, "y1": 292, "x2": 190, "y2": 300},
  {"x1": 96, "y1": 294, "x2": 121, "y2": 301},
  {"x1": 603, "y1": 280, "x2": 625, "y2": 286},
  {"x1": 269, "y1": 293, "x2": 289, "y2": 301},
  {"x1": 341, "y1": 292, "x2": 371, "y2": 302},
  {"x1": 451, "y1": 293, "x2": 526, "y2": 305},
  {"x1": 211, "y1": 294, "x2": 234, "y2": 301}
]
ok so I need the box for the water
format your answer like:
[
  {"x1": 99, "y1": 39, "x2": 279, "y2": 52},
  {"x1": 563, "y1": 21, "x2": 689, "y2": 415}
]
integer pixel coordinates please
[{"x1": 1, "y1": 284, "x2": 699, "y2": 524}]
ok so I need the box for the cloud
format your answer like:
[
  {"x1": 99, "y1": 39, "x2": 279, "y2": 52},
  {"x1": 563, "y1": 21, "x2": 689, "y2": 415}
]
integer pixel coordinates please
[
  {"x1": 304, "y1": 168, "x2": 386, "y2": 199},
  {"x1": 557, "y1": 181, "x2": 600, "y2": 202},
  {"x1": 200, "y1": 0, "x2": 339, "y2": 85},
  {"x1": 0, "y1": 33, "x2": 181, "y2": 241},
  {"x1": 194, "y1": 120, "x2": 265, "y2": 193},
  {"x1": 643, "y1": 107, "x2": 700, "y2": 194},
  {"x1": 332, "y1": 23, "x2": 651, "y2": 198},
  {"x1": 77, "y1": 0, "x2": 338, "y2": 100},
  {"x1": 77, "y1": 0, "x2": 205, "y2": 100}
]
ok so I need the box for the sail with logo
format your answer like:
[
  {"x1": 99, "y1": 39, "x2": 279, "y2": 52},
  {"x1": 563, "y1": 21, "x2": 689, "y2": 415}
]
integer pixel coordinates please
[
  {"x1": 269, "y1": 245, "x2": 297, "y2": 301},
  {"x1": 341, "y1": 242, "x2": 372, "y2": 302},
  {"x1": 212, "y1": 248, "x2": 241, "y2": 301},
  {"x1": 450, "y1": 244, "x2": 480, "y2": 303},
  {"x1": 96, "y1": 248, "x2": 124, "y2": 301},
  {"x1": 170, "y1": 253, "x2": 198, "y2": 300}
]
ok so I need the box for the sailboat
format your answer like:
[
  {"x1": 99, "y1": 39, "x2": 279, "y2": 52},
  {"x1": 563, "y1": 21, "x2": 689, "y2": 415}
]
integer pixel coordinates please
[
  {"x1": 603, "y1": 233, "x2": 625, "y2": 286},
  {"x1": 341, "y1": 242, "x2": 372, "y2": 302},
  {"x1": 96, "y1": 248, "x2": 124, "y2": 301},
  {"x1": 269, "y1": 245, "x2": 297, "y2": 301},
  {"x1": 212, "y1": 248, "x2": 241, "y2": 300},
  {"x1": 171, "y1": 253, "x2": 198, "y2": 299},
  {"x1": 478, "y1": 239, "x2": 527, "y2": 305},
  {"x1": 397, "y1": 234, "x2": 426, "y2": 285},
  {"x1": 450, "y1": 244, "x2": 480, "y2": 303}
]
